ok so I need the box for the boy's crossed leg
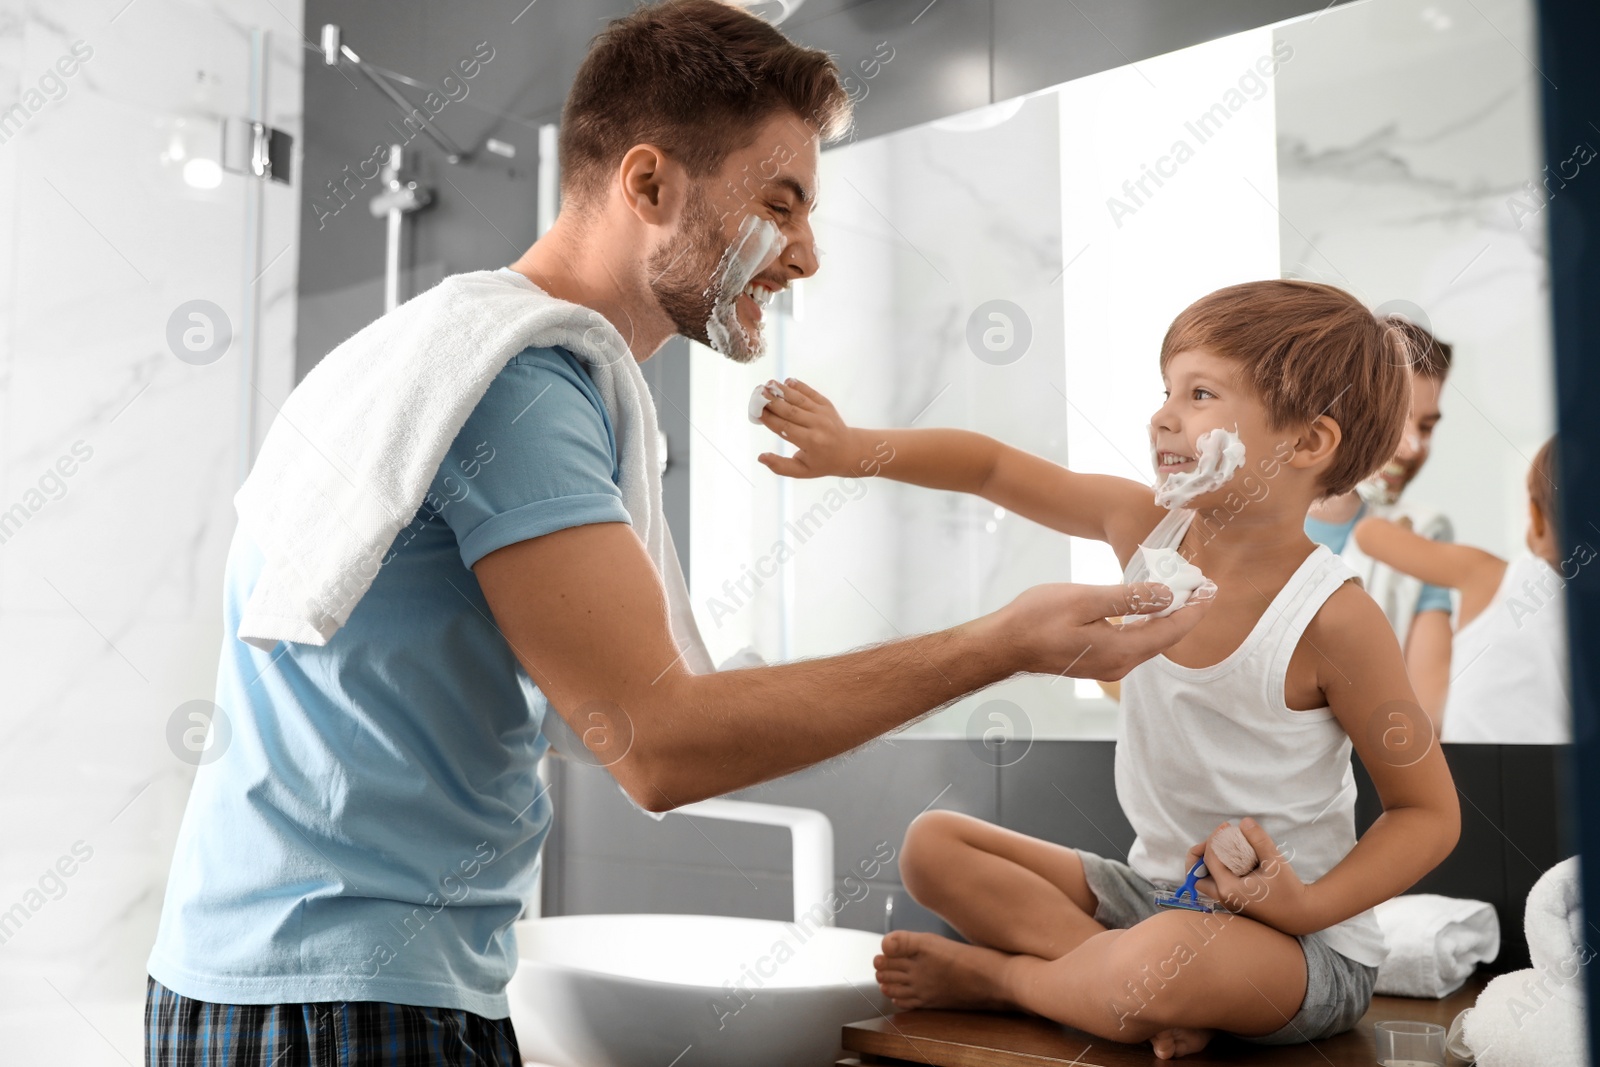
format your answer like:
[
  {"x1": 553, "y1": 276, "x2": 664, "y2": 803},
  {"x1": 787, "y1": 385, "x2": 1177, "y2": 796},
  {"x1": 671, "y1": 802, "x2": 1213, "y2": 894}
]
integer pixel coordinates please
[
  {"x1": 880, "y1": 811, "x2": 1309, "y2": 1060},
  {"x1": 893, "y1": 809, "x2": 1109, "y2": 961},
  {"x1": 877, "y1": 910, "x2": 1307, "y2": 1058}
]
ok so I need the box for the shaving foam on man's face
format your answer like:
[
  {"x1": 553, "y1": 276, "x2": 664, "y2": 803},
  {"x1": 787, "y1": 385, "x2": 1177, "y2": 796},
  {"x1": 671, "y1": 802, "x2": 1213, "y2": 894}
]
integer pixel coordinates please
[
  {"x1": 704, "y1": 213, "x2": 787, "y2": 361},
  {"x1": 645, "y1": 187, "x2": 787, "y2": 364},
  {"x1": 1356, "y1": 369, "x2": 1442, "y2": 506}
]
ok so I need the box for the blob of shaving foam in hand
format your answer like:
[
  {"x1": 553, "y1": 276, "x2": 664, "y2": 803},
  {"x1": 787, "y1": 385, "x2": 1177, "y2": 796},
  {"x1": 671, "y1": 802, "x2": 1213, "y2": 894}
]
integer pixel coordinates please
[
  {"x1": 1153, "y1": 428, "x2": 1246, "y2": 510},
  {"x1": 1209, "y1": 822, "x2": 1260, "y2": 877},
  {"x1": 1136, "y1": 546, "x2": 1213, "y2": 619},
  {"x1": 748, "y1": 380, "x2": 783, "y2": 424},
  {"x1": 705, "y1": 215, "x2": 786, "y2": 358}
]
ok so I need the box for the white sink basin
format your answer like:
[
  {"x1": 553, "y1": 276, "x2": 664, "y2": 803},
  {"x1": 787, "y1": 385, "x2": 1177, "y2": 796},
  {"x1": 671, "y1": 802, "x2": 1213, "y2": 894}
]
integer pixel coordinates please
[{"x1": 507, "y1": 913, "x2": 889, "y2": 1067}]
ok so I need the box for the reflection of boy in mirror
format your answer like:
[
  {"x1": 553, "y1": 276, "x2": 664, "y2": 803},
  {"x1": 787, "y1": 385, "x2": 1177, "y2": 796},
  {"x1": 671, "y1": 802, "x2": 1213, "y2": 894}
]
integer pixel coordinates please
[
  {"x1": 1306, "y1": 319, "x2": 1453, "y2": 726},
  {"x1": 757, "y1": 280, "x2": 1461, "y2": 1059},
  {"x1": 1353, "y1": 436, "x2": 1573, "y2": 743}
]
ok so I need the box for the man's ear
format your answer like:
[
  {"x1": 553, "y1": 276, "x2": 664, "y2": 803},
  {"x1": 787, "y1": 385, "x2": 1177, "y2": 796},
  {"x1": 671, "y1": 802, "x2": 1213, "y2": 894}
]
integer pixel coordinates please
[
  {"x1": 1288, "y1": 414, "x2": 1343, "y2": 477},
  {"x1": 616, "y1": 143, "x2": 677, "y2": 224},
  {"x1": 1529, "y1": 496, "x2": 1548, "y2": 539}
]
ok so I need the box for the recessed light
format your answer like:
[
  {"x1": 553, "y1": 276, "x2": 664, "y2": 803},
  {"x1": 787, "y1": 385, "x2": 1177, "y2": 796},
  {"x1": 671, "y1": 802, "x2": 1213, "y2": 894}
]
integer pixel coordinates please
[
  {"x1": 183, "y1": 158, "x2": 223, "y2": 189},
  {"x1": 727, "y1": 0, "x2": 804, "y2": 26}
]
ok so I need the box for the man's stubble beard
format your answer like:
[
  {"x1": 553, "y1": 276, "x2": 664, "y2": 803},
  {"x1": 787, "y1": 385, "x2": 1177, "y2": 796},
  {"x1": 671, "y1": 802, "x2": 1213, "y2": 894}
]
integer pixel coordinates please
[{"x1": 646, "y1": 184, "x2": 767, "y2": 365}]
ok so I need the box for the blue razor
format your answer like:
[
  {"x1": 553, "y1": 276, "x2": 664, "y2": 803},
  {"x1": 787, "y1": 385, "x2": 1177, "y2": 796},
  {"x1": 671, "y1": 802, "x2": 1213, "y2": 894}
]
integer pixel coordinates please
[{"x1": 1153, "y1": 858, "x2": 1214, "y2": 913}]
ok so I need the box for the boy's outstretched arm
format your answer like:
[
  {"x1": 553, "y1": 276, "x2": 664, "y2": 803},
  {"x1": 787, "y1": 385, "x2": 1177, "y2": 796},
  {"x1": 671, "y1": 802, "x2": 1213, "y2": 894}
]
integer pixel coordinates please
[
  {"x1": 1355, "y1": 516, "x2": 1505, "y2": 599},
  {"x1": 756, "y1": 378, "x2": 1163, "y2": 552},
  {"x1": 1193, "y1": 582, "x2": 1460, "y2": 935}
]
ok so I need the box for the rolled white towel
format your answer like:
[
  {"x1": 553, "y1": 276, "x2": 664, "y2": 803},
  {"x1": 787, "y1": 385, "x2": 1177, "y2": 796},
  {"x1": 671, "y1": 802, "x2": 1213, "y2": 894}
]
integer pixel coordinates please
[
  {"x1": 1461, "y1": 967, "x2": 1588, "y2": 1067},
  {"x1": 1373, "y1": 893, "x2": 1501, "y2": 998},
  {"x1": 1459, "y1": 857, "x2": 1590, "y2": 1067},
  {"x1": 1526, "y1": 856, "x2": 1587, "y2": 997}
]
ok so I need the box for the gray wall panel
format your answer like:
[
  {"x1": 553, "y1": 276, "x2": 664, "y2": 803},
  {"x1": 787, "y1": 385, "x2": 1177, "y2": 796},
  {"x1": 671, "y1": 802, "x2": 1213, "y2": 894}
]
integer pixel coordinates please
[{"x1": 992, "y1": 0, "x2": 1358, "y2": 101}]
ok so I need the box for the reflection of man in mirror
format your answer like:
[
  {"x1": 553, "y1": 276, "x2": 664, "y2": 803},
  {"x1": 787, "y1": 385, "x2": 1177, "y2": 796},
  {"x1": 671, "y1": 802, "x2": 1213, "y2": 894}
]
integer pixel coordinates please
[{"x1": 1306, "y1": 318, "x2": 1453, "y2": 723}]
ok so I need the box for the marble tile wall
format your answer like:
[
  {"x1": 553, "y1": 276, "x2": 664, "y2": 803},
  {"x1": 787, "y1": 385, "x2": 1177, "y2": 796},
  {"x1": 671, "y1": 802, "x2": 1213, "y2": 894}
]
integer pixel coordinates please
[{"x1": 0, "y1": 0, "x2": 302, "y2": 1060}]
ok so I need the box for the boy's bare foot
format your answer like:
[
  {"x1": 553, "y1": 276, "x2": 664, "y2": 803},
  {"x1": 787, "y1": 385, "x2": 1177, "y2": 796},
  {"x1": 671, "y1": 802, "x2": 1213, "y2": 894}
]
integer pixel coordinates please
[
  {"x1": 874, "y1": 930, "x2": 1014, "y2": 1011},
  {"x1": 1150, "y1": 1027, "x2": 1215, "y2": 1059}
]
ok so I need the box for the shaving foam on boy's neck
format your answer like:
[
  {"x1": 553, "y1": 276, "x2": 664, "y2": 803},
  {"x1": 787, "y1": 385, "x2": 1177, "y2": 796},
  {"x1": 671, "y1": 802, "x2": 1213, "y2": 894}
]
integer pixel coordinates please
[{"x1": 1154, "y1": 426, "x2": 1246, "y2": 511}]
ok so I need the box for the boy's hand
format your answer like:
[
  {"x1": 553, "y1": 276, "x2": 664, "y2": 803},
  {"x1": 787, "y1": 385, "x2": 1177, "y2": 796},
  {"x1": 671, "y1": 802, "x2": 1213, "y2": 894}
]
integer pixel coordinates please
[
  {"x1": 756, "y1": 378, "x2": 880, "y2": 479},
  {"x1": 1188, "y1": 817, "x2": 1320, "y2": 936}
]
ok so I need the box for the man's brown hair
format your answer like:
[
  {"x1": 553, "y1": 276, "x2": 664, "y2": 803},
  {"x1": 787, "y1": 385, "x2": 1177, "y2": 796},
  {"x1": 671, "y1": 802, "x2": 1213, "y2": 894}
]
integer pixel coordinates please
[
  {"x1": 559, "y1": 0, "x2": 854, "y2": 213},
  {"x1": 1384, "y1": 317, "x2": 1453, "y2": 381},
  {"x1": 1159, "y1": 279, "x2": 1410, "y2": 498}
]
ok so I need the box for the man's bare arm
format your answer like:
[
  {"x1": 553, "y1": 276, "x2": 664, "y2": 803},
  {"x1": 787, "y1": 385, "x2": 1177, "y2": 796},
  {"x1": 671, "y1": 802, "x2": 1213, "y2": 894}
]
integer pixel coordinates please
[{"x1": 473, "y1": 521, "x2": 1210, "y2": 811}]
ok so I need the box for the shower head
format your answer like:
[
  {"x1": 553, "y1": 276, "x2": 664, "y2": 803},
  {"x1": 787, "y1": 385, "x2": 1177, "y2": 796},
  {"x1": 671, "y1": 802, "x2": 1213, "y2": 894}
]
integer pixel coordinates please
[
  {"x1": 727, "y1": 0, "x2": 805, "y2": 25},
  {"x1": 317, "y1": 23, "x2": 468, "y2": 164}
]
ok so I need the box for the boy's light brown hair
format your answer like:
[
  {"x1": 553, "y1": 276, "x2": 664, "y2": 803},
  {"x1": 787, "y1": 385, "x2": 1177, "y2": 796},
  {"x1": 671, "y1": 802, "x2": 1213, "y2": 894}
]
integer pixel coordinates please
[
  {"x1": 559, "y1": 0, "x2": 854, "y2": 215},
  {"x1": 1160, "y1": 279, "x2": 1410, "y2": 498},
  {"x1": 1529, "y1": 435, "x2": 1559, "y2": 527}
]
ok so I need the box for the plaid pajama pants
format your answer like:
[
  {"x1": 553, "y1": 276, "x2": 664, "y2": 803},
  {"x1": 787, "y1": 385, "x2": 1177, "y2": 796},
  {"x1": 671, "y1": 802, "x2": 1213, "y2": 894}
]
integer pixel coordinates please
[{"x1": 145, "y1": 977, "x2": 522, "y2": 1066}]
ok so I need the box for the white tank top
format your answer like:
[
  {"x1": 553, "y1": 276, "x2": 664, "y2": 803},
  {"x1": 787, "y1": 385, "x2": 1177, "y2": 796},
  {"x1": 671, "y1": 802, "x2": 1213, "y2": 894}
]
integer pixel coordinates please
[
  {"x1": 1117, "y1": 508, "x2": 1388, "y2": 967},
  {"x1": 1440, "y1": 552, "x2": 1570, "y2": 744}
]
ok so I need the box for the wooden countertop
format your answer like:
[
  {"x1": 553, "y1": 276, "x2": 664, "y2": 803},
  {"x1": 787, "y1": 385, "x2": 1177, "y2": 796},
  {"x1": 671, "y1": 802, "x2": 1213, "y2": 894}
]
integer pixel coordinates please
[{"x1": 840, "y1": 976, "x2": 1484, "y2": 1066}]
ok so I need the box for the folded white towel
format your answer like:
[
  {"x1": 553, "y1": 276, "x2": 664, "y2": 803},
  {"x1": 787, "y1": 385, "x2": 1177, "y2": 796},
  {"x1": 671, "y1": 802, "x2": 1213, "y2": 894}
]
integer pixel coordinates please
[
  {"x1": 1460, "y1": 856, "x2": 1589, "y2": 1067},
  {"x1": 233, "y1": 267, "x2": 713, "y2": 675},
  {"x1": 1373, "y1": 893, "x2": 1501, "y2": 998}
]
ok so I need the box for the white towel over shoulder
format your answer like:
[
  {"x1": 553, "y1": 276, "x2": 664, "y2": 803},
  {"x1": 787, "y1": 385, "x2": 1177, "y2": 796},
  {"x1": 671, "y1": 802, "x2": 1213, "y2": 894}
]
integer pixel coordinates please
[{"x1": 232, "y1": 267, "x2": 712, "y2": 675}]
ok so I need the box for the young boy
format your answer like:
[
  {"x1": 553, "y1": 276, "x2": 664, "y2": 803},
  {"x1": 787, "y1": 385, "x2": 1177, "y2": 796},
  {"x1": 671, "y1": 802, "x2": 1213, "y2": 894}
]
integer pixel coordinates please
[
  {"x1": 754, "y1": 279, "x2": 1462, "y2": 1059},
  {"x1": 1355, "y1": 435, "x2": 1573, "y2": 743}
]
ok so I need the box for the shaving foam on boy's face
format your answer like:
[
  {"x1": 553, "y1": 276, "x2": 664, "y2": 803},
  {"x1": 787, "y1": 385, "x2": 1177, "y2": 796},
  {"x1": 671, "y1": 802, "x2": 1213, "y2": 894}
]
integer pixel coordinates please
[
  {"x1": 1151, "y1": 426, "x2": 1247, "y2": 510},
  {"x1": 1149, "y1": 350, "x2": 1262, "y2": 510},
  {"x1": 704, "y1": 214, "x2": 787, "y2": 362}
]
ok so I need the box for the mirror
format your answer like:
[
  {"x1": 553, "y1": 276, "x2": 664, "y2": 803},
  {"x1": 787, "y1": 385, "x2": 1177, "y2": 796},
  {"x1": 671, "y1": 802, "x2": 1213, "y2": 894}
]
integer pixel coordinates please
[{"x1": 689, "y1": 0, "x2": 1553, "y2": 740}]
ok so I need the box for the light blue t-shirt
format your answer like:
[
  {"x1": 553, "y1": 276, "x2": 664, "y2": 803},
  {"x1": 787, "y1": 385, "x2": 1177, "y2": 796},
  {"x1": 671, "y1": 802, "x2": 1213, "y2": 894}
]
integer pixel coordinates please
[
  {"x1": 1305, "y1": 501, "x2": 1453, "y2": 617},
  {"x1": 147, "y1": 346, "x2": 631, "y2": 1019}
]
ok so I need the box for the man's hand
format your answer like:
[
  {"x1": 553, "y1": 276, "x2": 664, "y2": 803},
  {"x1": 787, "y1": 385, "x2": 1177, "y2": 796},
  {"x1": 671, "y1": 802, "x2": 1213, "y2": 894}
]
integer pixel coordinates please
[
  {"x1": 756, "y1": 378, "x2": 881, "y2": 479},
  {"x1": 990, "y1": 580, "x2": 1214, "y2": 680}
]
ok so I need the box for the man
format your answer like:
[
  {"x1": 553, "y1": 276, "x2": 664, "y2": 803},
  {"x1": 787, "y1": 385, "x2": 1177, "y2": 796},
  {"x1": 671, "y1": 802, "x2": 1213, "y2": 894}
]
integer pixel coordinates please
[
  {"x1": 1306, "y1": 317, "x2": 1454, "y2": 722},
  {"x1": 143, "y1": 3, "x2": 1208, "y2": 1062}
]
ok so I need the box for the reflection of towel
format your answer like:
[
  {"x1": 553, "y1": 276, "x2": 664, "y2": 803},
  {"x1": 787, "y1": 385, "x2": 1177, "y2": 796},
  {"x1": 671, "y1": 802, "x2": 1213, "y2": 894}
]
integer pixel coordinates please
[
  {"x1": 1374, "y1": 894, "x2": 1500, "y2": 997},
  {"x1": 1460, "y1": 857, "x2": 1590, "y2": 1067},
  {"x1": 232, "y1": 268, "x2": 712, "y2": 674}
]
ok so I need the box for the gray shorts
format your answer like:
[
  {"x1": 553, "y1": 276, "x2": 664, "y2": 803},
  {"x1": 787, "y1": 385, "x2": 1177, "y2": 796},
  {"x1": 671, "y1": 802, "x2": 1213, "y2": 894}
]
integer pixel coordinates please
[{"x1": 1078, "y1": 850, "x2": 1377, "y2": 1045}]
